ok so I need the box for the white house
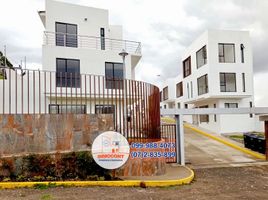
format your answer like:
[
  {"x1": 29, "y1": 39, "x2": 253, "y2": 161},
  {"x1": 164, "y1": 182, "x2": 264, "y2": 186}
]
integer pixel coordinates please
[{"x1": 161, "y1": 29, "x2": 260, "y2": 133}]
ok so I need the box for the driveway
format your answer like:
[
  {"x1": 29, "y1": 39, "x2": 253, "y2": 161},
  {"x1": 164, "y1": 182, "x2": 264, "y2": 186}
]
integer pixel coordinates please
[{"x1": 184, "y1": 127, "x2": 263, "y2": 168}]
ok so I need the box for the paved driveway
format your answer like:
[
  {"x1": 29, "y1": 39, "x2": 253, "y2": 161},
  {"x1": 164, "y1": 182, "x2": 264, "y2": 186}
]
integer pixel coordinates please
[{"x1": 184, "y1": 127, "x2": 262, "y2": 168}]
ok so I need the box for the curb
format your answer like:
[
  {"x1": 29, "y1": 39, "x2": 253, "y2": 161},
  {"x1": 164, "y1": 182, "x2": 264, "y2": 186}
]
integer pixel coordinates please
[
  {"x1": 184, "y1": 124, "x2": 266, "y2": 160},
  {"x1": 0, "y1": 167, "x2": 194, "y2": 189}
]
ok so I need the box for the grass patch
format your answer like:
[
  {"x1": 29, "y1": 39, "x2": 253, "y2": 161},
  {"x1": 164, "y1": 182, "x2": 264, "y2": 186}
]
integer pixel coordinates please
[
  {"x1": 34, "y1": 183, "x2": 57, "y2": 190},
  {"x1": 41, "y1": 194, "x2": 53, "y2": 200}
]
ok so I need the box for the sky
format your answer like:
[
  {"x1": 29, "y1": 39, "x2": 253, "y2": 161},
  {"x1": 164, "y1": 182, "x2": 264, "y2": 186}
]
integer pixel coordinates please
[{"x1": 0, "y1": 0, "x2": 268, "y2": 106}]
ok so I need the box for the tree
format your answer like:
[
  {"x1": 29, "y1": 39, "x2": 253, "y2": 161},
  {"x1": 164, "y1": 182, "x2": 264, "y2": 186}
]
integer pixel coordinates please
[{"x1": 0, "y1": 51, "x2": 14, "y2": 79}]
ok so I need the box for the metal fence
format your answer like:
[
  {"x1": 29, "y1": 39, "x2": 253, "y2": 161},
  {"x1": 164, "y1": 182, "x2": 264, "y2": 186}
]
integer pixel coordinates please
[
  {"x1": 161, "y1": 124, "x2": 177, "y2": 163},
  {"x1": 0, "y1": 67, "x2": 160, "y2": 139},
  {"x1": 43, "y1": 31, "x2": 142, "y2": 55}
]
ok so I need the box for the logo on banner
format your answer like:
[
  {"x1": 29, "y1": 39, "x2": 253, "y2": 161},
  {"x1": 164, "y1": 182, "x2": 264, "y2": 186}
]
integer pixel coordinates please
[{"x1": 91, "y1": 131, "x2": 130, "y2": 169}]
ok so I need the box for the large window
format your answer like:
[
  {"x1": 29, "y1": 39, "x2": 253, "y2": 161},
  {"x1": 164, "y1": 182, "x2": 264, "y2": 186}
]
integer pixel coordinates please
[
  {"x1": 199, "y1": 105, "x2": 209, "y2": 123},
  {"x1": 218, "y1": 43, "x2": 235, "y2": 63},
  {"x1": 220, "y1": 73, "x2": 236, "y2": 92},
  {"x1": 197, "y1": 74, "x2": 208, "y2": 95},
  {"x1": 105, "y1": 62, "x2": 123, "y2": 89},
  {"x1": 56, "y1": 58, "x2": 80, "y2": 88},
  {"x1": 196, "y1": 45, "x2": 207, "y2": 68},
  {"x1": 176, "y1": 82, "x2": 183, "y2": 97},
  {"x1": 183, "y1": 56, "x2": 191, "y2": 78},
  {"x1": 49, "y1": 104, "x2": 86, "y2": 114},
  {"x1": 163, "y1": 86, "x2": 168, "y2": 100},
  {"x1": 56, "y1": 22, "x2": 77, "y2": 47},
  {"x1": 100, "y1": 28, "x2": 105, "y2": 50}
]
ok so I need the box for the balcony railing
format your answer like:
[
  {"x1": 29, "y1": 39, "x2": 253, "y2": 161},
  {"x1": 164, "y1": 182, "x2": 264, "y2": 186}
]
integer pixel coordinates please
[
  {"x1": 0, "y1": 67, "x2": 160, "y2": 139},
  {"x1": 43, "y1": 31, "x2": 142, "y2": 55}
]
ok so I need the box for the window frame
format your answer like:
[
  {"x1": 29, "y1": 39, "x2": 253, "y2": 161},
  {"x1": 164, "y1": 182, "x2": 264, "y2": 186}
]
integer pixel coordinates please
[
  {"x1": 55, "y1": 22, "x2": 78, "y2": 48},
  {"x1": 199, "y1": 105, "x2": 209, "y2": 123},
  {"x1": 49, "y1": 104, "x2": 87, "y2": 114},
  {"x1": 56, "y1": 58, "x2": 80, "y2": 88},
  {"x1": 183, "y1": 56, "x2": 191, "y2": 78},
  {"x1": 240, "y1": 44, "x2": 245, "y2": 63},
  {"x1": 176, "y1": 82, "x2": 183, "y2": 98},
  {"x1": 196, "y1": 45, "x2": 207, "y2": 68},
  {"x1": 224, "y1": 103, "x2": 238, "y2": 108},
  {"x1": 197, "y1": 74, "x2": 208, "y2": 95},
  {"x1": 163, "y1": 86, "x2": 168, "y2": 101},
  {"x1": 218, "y1": 43, "x2": 235, "y2": 63},
  {"x1": 220, "y1": 73, "x2": 237, "y2": 92},
  {"x1": 105, "y1": 62, "x2": 124, "y2": 89}
]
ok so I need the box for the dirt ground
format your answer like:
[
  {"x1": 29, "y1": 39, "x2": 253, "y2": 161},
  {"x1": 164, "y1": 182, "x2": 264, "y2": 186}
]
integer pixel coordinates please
[{"x1": 0, "y1": 165, "x2": 267, "y2": 200}]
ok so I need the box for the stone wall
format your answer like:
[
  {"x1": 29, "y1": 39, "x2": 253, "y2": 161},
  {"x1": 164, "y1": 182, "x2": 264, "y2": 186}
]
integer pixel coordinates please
[{"x1": 0, "y1": 114, "x2": 114, "y2": 156}]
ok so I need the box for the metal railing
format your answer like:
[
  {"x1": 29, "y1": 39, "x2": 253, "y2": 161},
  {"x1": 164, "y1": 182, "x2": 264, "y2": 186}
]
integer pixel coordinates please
[
  {"x1": 0, "y1": 67, "x2": 160, "y2": 139},
  {"x1": 43, "y1": 31, "x2": 142, "y2": 55}
]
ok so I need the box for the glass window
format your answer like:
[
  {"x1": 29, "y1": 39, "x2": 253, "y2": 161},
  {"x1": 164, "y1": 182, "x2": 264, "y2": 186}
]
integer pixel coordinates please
[
  {"x1": 197, "y1": 74, "x2": 208, "y2": 95},
  {"x1": 220, "y1": 73, "x2": 236, "y2": 92},
  {"x1": 224, "y1": 103, "x2": 238, "y2": 108},
  {"x1": 95, "y1": 105, "x2": 115, "y2": 114},
  {"x1": 199, "y1": 105, "x2": 209, "y2": 123},
  {"x1": 100, "y1": 28, "x2": 105, "y2": 50},
  {"x1": 218, "y1": 43, "x2": 235, "y2": 63},
  {"x1": 56, "y1": 22, "x2": 77, "y2": 47},
  {"x1": 56, "y1": 58, "x2": 80, "y2": 88},
  {"x1": 105, "y1": 62, "x2": 123, "y2": 89},
  {"x1": 163, "y1": 86, "x2": 168, "y2": 100},
  {"x1": 242, "y1": 73, "x2": 246, "y2": 92},
  {"x1": 176, "y1": 82, "x2": 183, "y2": 97},
  {"x1": 196, "y1": 45, "x2": 207, "y2": 68},
  {"x1": 49, "y1": 104, "x2": 86, "y2": 114},
  {"x1": 183, "y1": 57, "x2": 191, "y2": 78},
  {"x1": 240, "y1": 44, "x2": 245, "y2": 63}
]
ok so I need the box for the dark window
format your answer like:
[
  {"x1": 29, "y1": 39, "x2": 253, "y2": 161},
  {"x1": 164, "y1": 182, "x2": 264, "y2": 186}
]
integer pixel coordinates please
[
  {"x1": 197, "y1": 74, "x2": 208, "y2": 95},
  {"x1": 56, "y1": 58, "x2": 80, "y2": 88},
  {"x1": 224, "y1": 103, "x2": 238, "y2": 108},
  {"x1": 177, "y1": 103, "x2": 181, "y2": 109},
  {"x1": 214, "y1": 104, "x2": 217, "y2": 122},
  {"x1": 164, "y1": 105, "x2": 167, "y2": 109},
  {"x1": 49, "y1": 104, "x2": 86, "y2": 114},
  {"x1": 105, "y1": 62, "x2": 123, "y2": 89},
  {"x1": 176, "y1": 82, "x2": 183, "y2": 97},
  {"x1": 183, "y1": 56, "x2": 191, "y2": 78},
  {"x1": 199, "y1": 105, "x2": 209, "y2": 123},
  {"x1": 240, "y1": 44, "x2": 245, "y2": 63},
  {"x1": 100, "y1": 28, "x2": 105, "y2": 50},
  {"x1": 218, "y1": 43, "x2": 235, "y2": 63},
  {"x1": 196, "y1": 45, "x2": 207, "y2": 68},
  {"x1": 95, "y1": 105, "x2": 115, "y2": 114},
  {"x1": 160, "y1": 91, "x2": 163, "y2": 102},
  {"x1": 242, "y1": 73, "x2": 246, "y2": 92},
  {"x1": 56, "y1": 22, "x2": 77, "y2": 47},
  {"x1": 185, "y1": 104, "x2": 188, "y2": 109},
  {"x1": 249, "y1": 101, "x2": 253, "y2": 118},
  {"x1": 163, "y1": 86, "x2": 168, "y2": 100},
  {"x1": 220, "y1": 73, "x2": 236, "y2": 92}
]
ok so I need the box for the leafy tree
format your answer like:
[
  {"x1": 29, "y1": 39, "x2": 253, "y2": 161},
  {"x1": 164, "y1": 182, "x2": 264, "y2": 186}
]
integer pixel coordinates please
[{"x1": 0, "y1": 51, "x2": 14, "y2": 79}]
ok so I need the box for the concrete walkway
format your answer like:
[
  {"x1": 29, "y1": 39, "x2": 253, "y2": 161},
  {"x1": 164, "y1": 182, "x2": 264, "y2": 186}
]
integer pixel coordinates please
[{"x1": 185, "y1": 126, "x2": 264, "y2": 169}]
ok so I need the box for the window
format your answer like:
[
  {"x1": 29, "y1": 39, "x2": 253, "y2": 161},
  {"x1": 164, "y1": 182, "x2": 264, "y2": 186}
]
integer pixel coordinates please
[
  {"x1": 187, "y1": 83, "x2": 189, "y2": 98},
  {"x1": 197, "y1": 74, "x2": 208, "y2": 95},
  {"x1": 49, "y1": 104, "x2": 86, "y2": 114},
  {"x1": 249, "y1": 101, "x2": 253, "y2": 118},
  {"x1": 199, "y1": 105, "x2": 209, "y2": 123},
  {"x1": 190, "y1": 81, "x2": 193, "y2": 98},
  {"x1": 177, "y1": 103, "x2": 181, "y2": 109},
  {"x1": 184, "y1": 104, "x2": 188, "y2": 109},
  {"x1": 56, "y1": 58, "x2": 80, "y2": 88},
  {"x1": 220, "y1": 73, "x2": 236, "y2": 92},
  {"x1": 176, "y1": 82, "x2": 183, "y2": 97},
  {"x1": 196, "y1": 45, "x2": 207, "y2": 68},
  {"x1": 218, "y1": 43, "x2": 235, "y2": 63},
  {"x1": 100, "y1": 28, "x2": 105, "y2": 50},
  {"x1": 164, "y1": 105, "x2": 167, "y2": 109},
  {"x1": 183, "y1": 56, "x2": 191, "y2": 78},
  {"x1": 105, "y1": 62, "x2": 123, "y2": 89},
  {"x1": 56, "y1": 22, "x2": 77, "y2": 47},
  {"x1": 160, "y1": 91, "x2": 163, "y2": 102},
  {"x1": 240, "y1": 44, "x2": 245, "y2": 63},
  {"x1": 95, "y1": 105, "x2": 115, "y2": 114},
  {"x1": 242, "y1": 73, "x2": 246, "y2": 92},
  {"x1": 224, "y1": 103, "x2": 238, "y2": 108},
  {"x1": 163, "y1": 86, "x2": 168, "y2": 100},
  {"x1": 214, "y1": 104, "x2": 217, "y2": 122}
]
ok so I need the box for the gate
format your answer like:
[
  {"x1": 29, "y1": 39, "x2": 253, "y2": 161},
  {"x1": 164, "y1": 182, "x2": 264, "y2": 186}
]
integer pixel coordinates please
[{"x1": 161, "y1": 124, "x2": 177, "y2": 163}]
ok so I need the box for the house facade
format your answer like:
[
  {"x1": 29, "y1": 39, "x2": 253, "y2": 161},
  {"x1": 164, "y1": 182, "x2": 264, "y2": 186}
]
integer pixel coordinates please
[{"x1": 161, "y1": 29, "x2": 259, "y2": 133}]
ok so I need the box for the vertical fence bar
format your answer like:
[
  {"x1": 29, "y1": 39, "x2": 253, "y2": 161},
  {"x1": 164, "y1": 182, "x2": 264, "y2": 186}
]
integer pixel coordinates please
[
  {"x1": 15, "y1": 69, "x2": 17, "y2": 114},
  {"x1": 85, "y1": 75, "x2": 87, "y2": 113},
  {"x1": 33, "y1": 70, "x2": 35, "y2": 114},
  {"x1": 39, "y1": 70, "x2": 41, "y2": 114},
  {"x1": 8, "y1": 68, "x2": 11, "y2": 114},
  {"x1": 2, "y1": 69, "x2": 4, "y2": 114},
  {"x1": 21, "y1": 70, "x2": 24, "y2": 114},
  {"x1": 27, "y1": 70, "x2": 30, "y2": 114},
  {"x1": 44, "y1": 71, "x2": 47, "y2": 114}
]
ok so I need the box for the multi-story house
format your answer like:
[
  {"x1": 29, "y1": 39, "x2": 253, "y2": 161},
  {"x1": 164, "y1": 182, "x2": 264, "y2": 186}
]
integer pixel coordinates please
[{"x1": 161, "y1": 29, "x2": 257, "y2": 133}]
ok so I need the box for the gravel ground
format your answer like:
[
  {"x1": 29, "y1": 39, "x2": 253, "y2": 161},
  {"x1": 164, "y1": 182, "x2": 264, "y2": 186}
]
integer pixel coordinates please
[{"x1": 0, "y1": 165, "x2": 267, "y2": 200}]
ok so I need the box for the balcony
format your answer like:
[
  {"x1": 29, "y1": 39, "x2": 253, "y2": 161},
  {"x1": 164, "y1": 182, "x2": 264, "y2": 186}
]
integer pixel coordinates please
[{"x1": 43, "y1": 31, "x2": 142, "y2": 55}]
